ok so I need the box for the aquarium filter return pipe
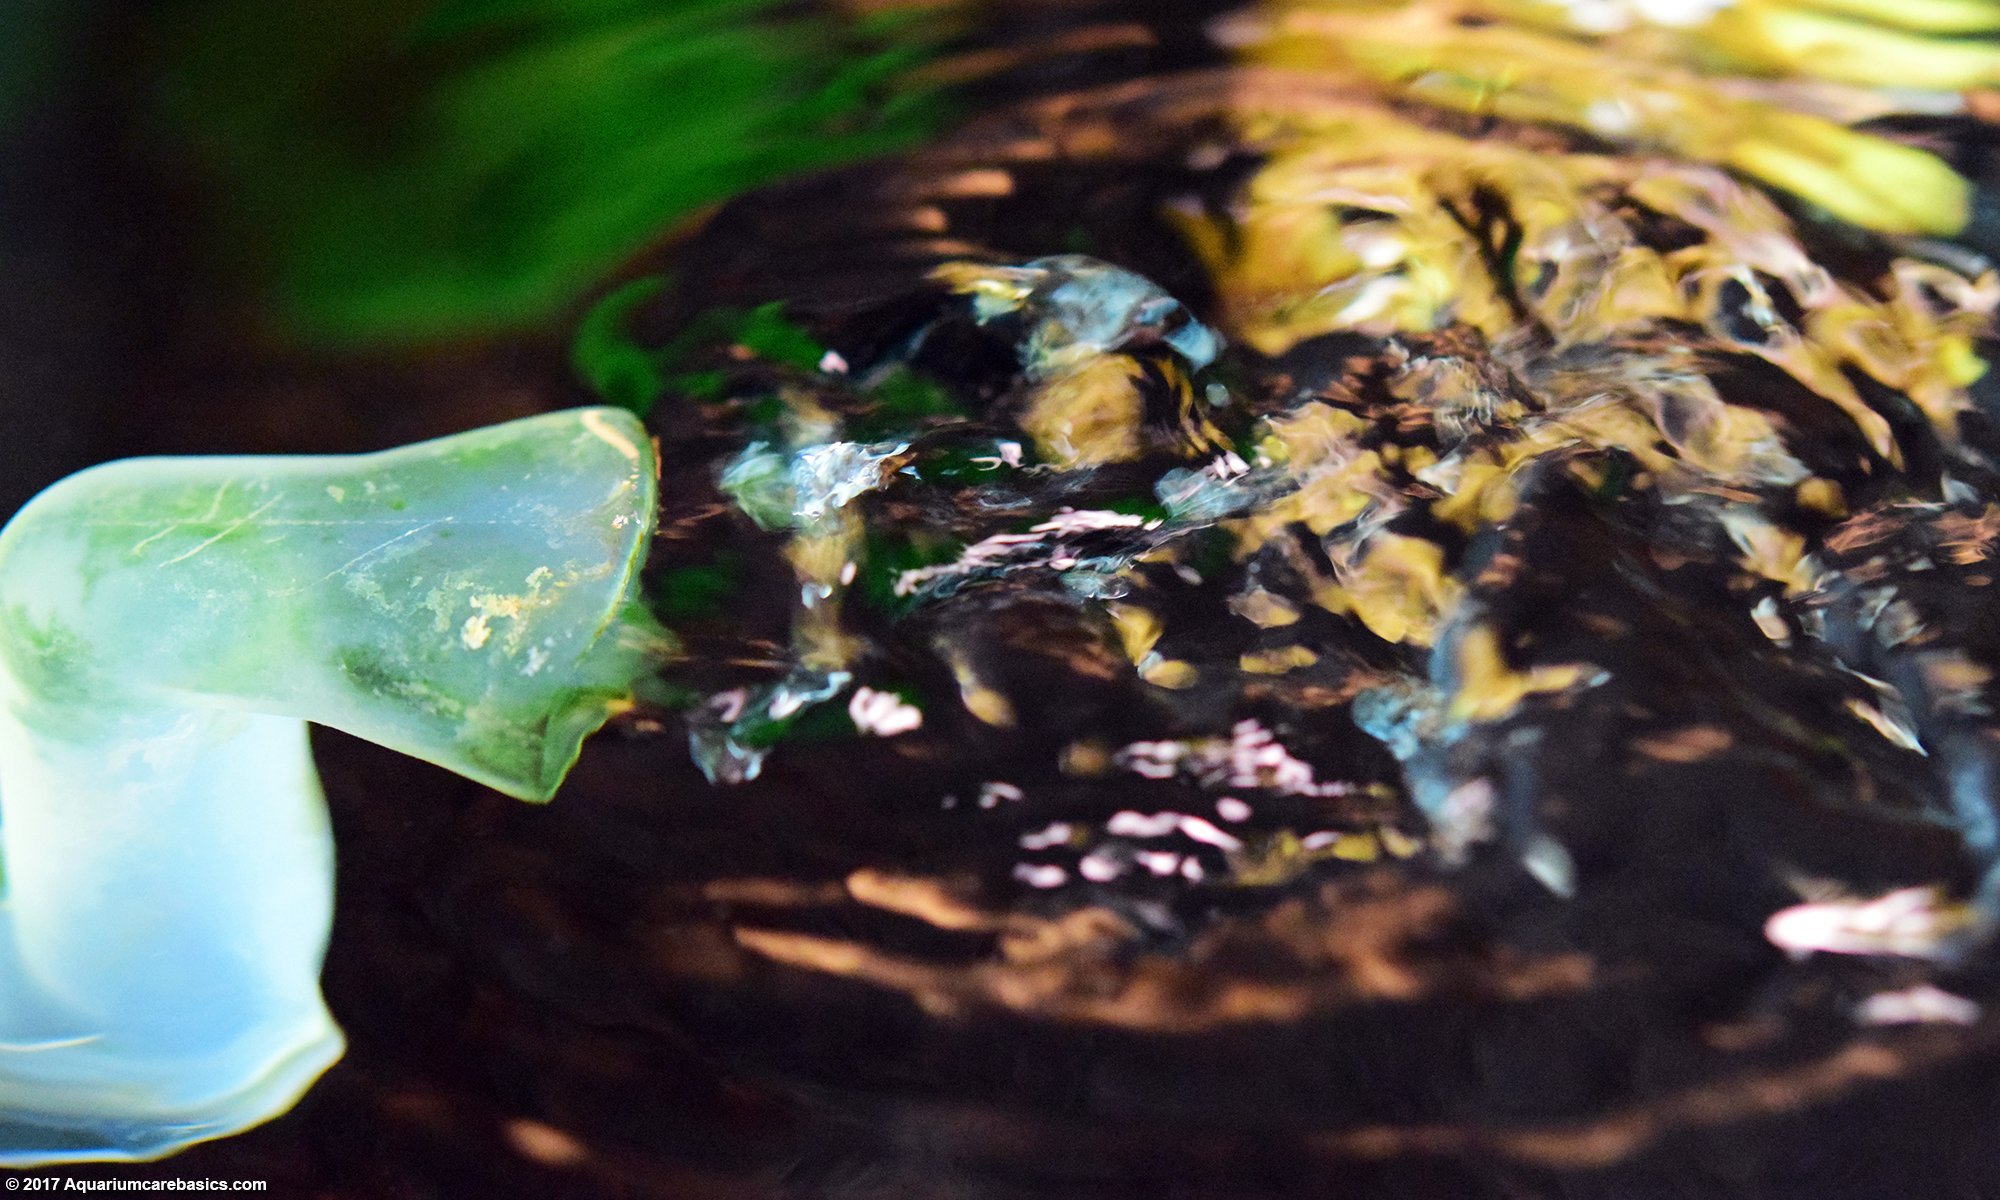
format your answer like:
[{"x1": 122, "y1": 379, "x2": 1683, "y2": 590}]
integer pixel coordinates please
[{"x1": 0, "y1": 407, "x2": 657, "y2": 1164}]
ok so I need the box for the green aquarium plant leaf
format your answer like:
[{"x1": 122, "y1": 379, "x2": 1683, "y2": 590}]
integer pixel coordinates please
[
  {"x1": 0, "y1": 407, "x2": 658, "y2": 1164},
  {"x1": 571, "y1": 274, "x2": 675, "y2": 416},
  {"x1": 574, "y1": 290, "x2": 846, "y2": 418}
]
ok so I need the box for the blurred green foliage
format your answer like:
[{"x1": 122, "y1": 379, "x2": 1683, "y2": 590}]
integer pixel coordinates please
[
  {"x1": 570, "y1": 274, "x2": 673, "y2": 412},
  {"x1": 572, "y1": 285, "x2": 831, "y2": 416},
  {"x1": 154, "y1": 0, "x2": 955, "y2": 347}
]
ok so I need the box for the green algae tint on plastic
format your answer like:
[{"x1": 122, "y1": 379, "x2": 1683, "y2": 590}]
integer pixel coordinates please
[{"x1": 0, "y1": 407, "x2": 658, "y2": 1164}]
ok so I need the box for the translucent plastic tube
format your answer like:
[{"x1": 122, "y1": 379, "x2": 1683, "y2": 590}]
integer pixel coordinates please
[{"x1": 0, "y1": 407, "x2": 657, "y2": 1164}]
